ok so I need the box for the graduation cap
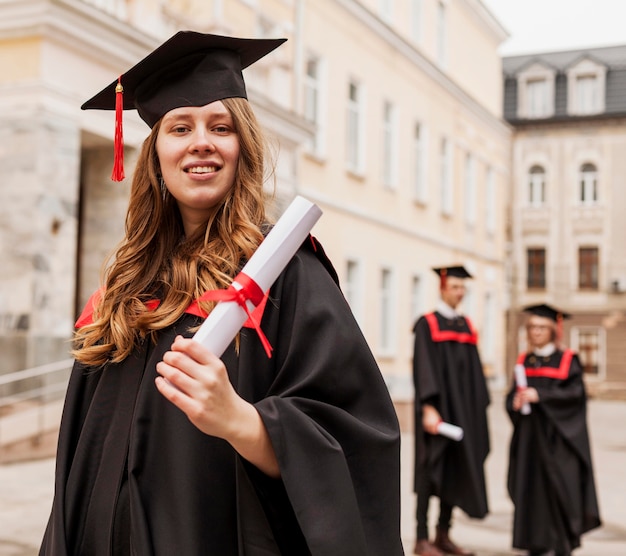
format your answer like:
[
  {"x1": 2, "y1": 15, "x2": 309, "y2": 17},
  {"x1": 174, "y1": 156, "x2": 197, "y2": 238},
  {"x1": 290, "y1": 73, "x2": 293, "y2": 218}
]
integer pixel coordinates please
[
  {"x1": 523, "y1": 303, "x2": 571, "y2": 342},
  {"x1": 81, "y1": 31, "x2": 287, "y2": 181},
  {"x1": 433, "y1": 265, "x2": 473, "y2": 288},
  {"x1": 522, "y1": 303, "x2": 571, "y2": 323}
]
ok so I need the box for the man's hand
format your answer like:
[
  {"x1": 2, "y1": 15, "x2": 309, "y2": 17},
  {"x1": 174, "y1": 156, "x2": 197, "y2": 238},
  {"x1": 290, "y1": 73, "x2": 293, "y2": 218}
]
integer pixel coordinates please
[{"x1": 422, "y1": 404, "x2": 442, "y2": 435}]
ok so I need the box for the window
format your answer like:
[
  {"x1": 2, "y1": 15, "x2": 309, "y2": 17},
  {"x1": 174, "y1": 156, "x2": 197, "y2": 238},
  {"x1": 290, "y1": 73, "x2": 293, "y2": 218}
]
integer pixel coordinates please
[
  {"x1": 345, "y1": 259, "x2": 363, "y2": 324},
  {"x1": 579, "y1": 163, "x2": 598, "y2": 205},
  {"x1": 411, "y1": 0, "x2": 422, "y2": 43},
  {"x1": 485, "y1": 167, "x2": 496, "y2": 234},
  {"x1": 304, "y1": 56, "x2": 325, "y2": 156},
  {"x1": 526, "y1": 79, "x2": 550, "y2": 118},
  {"x1": 567, "y1": 59, "x2": 606, "y2": 115},
  {"x1": 579, "y1": 247, "x2": 599, "y2": 290},
  {"x1": 482, "y1": 292, "x2": 496, "y2": 363},
  {"x1": 527, "y1": 248, "x2": 546, "y2": 289},
  {"x1": 410, "y1": 274, "x2": 424, "y2": 323},
  {"x1": 346, "y1": 80, "x2": 365, "y2": 174},
  {"x1": 413, "y1": 123, "x2": 427, "y2": 202},
  {"x1": 528, "y1": 165, "x2": 546, "y2": 207},
  {"x1": 436, "y1": 1, "x2": 447, "y2": 68},
  {"x1": 574, "y1": 328, "x2": 602, "y2": 376},
  {"x1": 380, "y1": 0, "x2": 393, "y2": 22},
  {"x1": 575, "y1": 75, "x2": 600, "y2": 114},
  {"x1": 440, "y1": 137, "x2": 453, "y2": 215},
  {"x1": 382, "y1": 101, "x2": 398, "y2": 188},
  {"x1": 464, "y1": 153, "x2": 476, "y2": 226},
  {"x1": 380, "y1": 268, "x2": 395, "y2": 353}
]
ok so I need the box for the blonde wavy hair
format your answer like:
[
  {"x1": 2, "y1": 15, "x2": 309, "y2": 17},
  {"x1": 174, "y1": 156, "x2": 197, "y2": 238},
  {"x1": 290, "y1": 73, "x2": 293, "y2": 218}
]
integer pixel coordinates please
[{"x1": 74, "y1": 97, "x2": 273, "y2": 366}]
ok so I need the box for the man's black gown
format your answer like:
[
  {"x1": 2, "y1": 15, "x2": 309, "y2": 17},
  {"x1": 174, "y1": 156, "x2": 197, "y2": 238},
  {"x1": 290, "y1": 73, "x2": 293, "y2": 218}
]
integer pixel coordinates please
[
  {"x1": 412, "y1": 311, "x2": 490, "y2": 519},
  {"x1": 506, "y1": 349, "x2": 601, "y2": 554},
  {"x1": 40, "y1": 239, "x2": 404, "y2": 556}
]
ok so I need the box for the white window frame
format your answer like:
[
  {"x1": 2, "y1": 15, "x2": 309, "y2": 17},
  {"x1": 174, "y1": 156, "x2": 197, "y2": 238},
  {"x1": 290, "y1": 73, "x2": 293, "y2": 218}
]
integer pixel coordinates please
[
  {"x1": 436, "y1": 1, "x2": 447, "y2": 68},
  {"x1": 464, "y1": 153, "x2": 476, "y2": 226},
  {"x1": 303, "y1": 54, "x2": 327, "y2": 158},
  {"x1": 379, "y1": 267, "x2": 397, "y2": 356},
  {"x1": 517, "y1": 63, "x2": 555, "y2": 119},
  {"x1": 345, "y1": 258, "x2": 365, "y2": 327},
  {"x1": 440, "y1": 137, "x2": 453, "y2": 216},
  {"x1": 382, "y1": 100, "x2": 398, "y2": 189},
  {"x1": 411, "y1": 0, "x2": 423, "y2": 44},
  {"x1": 380, "y1": 0, "x2": 393, "y2": 23},
  {"x1": 528, "y1": 165, "x2": 546, "y2": 207},
  {"x1": 579, "y1": 163, "x2": 598, "y2": 205},
  {"x1": 567, "y1": 58, "x2": 606, "y2": 116},
  {"x1": 346, "y1": 79, "x2": 366, "y2": 175},
  {"x1": 410, "y1": 273, "x2": 424, "y2": 324},
  {"x1": 485, "y1": 166, "x2": 496, "y2": 235},
  {"x1": 412, "y1": 122, "x2": 428, "y2": 203},
  {"x1": 570, "y1": 326, "x2": 606, "y2": 381}
]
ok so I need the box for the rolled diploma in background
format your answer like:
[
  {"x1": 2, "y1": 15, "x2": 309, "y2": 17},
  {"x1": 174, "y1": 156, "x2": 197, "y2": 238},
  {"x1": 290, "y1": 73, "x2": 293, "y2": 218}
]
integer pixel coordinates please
[
  {"x1": 514, "y1": 364, "x2": 532, "y2": 415},
  {"x1": 436, "y1": 421, "x2": 464, "y2": 441},
  {"x1": 192, "y1": 195, "x2": 323, "y2": 357}
]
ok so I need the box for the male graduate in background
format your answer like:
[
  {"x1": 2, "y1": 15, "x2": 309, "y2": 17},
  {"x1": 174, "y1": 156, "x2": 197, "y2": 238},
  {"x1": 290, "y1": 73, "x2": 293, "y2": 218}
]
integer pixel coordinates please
[
  {"x1": 412, "y1": 266, "x2": 490, "y2": 556},
  {"x1": 506, "y1": 304, "x2": 601, "y2": 556}
]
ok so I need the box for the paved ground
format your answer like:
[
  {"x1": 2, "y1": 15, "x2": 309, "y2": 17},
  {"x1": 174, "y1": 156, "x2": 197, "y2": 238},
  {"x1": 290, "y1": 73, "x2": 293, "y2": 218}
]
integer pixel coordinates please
[{"x1": 1, "y1": 391, "x2": 625, "y2": 555}]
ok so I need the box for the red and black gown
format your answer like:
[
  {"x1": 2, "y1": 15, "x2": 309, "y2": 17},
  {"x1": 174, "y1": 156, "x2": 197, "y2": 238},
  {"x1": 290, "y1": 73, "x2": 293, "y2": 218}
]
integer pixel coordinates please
[
  {"x1": 506, "y1": 349, "x2": 601, "y2": 554},
  {"x1": 412, "y1": 311, "x2": 490, "y2": 519},
  {"x1": 39, "y1": 238, "x2": 404, "y2": 556}
]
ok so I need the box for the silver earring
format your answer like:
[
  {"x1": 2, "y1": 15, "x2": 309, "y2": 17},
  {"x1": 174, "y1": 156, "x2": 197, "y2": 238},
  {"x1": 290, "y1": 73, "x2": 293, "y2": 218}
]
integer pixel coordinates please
[{"x1": 159, "y1": 177, "x2": 167, "y2": 200}]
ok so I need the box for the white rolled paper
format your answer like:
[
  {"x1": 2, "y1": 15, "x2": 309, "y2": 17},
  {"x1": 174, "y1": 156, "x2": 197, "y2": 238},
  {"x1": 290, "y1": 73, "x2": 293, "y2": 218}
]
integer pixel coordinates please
[
  {"x1": 192, "y1": 195, "x2": 323, "y2": 357},
  {"x1": 436, "y1": 421, "x2": 464, "y2": 441},
  {"x1": 514, "y1": 364, "x2": 532, "y2": 415}
]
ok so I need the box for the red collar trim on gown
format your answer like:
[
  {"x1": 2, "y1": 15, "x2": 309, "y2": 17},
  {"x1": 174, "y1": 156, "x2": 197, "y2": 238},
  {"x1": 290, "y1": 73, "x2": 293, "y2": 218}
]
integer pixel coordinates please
[
  {"x1": 74, "y1": 287, "x2": 269, "y2": 331},
  {"x1": 425, "y1": 312, "x2": 478, "y2": 345},
  {"x1": 516, "y1": 349, "x2": 574, "y2": 380}
]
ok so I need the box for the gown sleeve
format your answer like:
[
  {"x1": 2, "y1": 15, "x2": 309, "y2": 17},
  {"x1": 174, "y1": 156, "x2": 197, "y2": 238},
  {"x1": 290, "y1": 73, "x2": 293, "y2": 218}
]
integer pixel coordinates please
[{"x1": 242, "y1": 244, "x2": 403, "y2": 556}]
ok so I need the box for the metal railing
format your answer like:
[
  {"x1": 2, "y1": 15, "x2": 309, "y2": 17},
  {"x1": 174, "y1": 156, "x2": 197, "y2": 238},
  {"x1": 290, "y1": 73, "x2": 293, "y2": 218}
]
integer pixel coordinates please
[{"x1": 0, "y1": 359, "x2": 73, "y2": 449}]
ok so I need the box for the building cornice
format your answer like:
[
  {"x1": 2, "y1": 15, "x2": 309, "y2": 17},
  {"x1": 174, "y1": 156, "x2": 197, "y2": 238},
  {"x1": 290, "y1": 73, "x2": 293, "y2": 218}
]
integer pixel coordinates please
[
  {"x1": 0, "y1": 0, "x2": 159, "y2": 70},
  {"x1": 335, "y1": 0, "x2": 510, "y2": 137},
  {"x1": 300, "y1": 188, "x2": 504, "y2": 266}
]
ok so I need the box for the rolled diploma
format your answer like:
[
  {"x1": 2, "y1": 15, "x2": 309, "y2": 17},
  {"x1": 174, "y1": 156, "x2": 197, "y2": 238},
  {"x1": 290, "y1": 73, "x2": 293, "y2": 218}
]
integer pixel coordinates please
[
  {"x1": 192, "y1": 195, "x2": 323, "y2": 357},
  {"x1": 514, "y1": 364, "x2": 532, "y2": 415},
  {"x1": 436, "y1": 421, "x2": 464, "y2": 441}
]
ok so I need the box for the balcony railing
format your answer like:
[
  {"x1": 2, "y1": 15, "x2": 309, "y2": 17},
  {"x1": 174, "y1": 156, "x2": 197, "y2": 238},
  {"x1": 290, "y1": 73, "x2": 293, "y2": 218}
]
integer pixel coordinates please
[{"x1": 0, "y1": 359, "x2": 73, "y2": 453}]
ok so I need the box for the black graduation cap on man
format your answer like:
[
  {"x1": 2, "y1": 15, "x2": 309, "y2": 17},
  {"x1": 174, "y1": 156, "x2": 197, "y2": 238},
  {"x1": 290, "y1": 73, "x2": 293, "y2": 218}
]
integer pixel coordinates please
[
  {"x1": 81, "y1": 31, "x2": 286, "y2": 181},
  {"x1": 433, "y1": 265, "x2": 473, "y2": 289}
]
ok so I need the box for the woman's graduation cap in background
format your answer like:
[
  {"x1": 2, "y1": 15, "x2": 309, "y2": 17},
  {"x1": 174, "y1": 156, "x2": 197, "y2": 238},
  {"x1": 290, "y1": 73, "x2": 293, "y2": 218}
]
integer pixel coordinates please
[
  {"x1": 81, "y1": 31, "x2": 286, "y2": 181},
  {"x1": 433, "y1": 265, "x2": 473, "y2": 289},
  {"x1": 523, "y1": 303, "x2": 572, "y2": 342}
]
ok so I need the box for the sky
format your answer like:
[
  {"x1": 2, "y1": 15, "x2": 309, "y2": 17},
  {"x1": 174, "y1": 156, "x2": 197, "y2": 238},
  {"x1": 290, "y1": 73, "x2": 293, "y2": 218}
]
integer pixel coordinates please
[{"x1": 481, "y1": 0, "x2": 626, "y2": 56}]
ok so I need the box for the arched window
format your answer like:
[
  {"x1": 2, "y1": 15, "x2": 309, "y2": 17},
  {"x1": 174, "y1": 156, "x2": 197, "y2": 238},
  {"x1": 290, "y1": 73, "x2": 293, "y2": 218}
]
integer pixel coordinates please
[
  {"x1": 579, "y1": 163, "x2": 598, "y2": 204},
  {"x1": 528, "y1": 165, "x2": 545, "y2": 206}
]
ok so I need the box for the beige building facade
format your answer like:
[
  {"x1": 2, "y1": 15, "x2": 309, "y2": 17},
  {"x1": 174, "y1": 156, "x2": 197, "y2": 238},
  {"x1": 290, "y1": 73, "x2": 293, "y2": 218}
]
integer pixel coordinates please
[
  {"x1": 504, "y1": 45, "x2": 626, "y2": 395},
  {"x1": 0, "y1": 0, "x2": 511, "y2": 409}
]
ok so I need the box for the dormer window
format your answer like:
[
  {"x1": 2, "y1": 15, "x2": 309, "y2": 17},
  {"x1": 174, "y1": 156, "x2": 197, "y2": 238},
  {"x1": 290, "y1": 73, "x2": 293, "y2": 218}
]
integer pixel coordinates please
[
  {"x1": 567, "y1": 58, "x2": 606, "y2": 115},
  {"x1": 516, "y1": 62, "x2": 555, "y2": 119}
]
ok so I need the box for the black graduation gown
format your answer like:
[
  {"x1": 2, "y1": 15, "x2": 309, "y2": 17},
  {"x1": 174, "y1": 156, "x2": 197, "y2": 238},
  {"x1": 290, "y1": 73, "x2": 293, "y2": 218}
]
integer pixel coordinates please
[
  {"x1": 412, "y1": 312, "x2": 490, "y2": 519},
  {"x1": 40, "y1": 239, "x2": 404, "y2": 556},
  {"x1": 506, "y1": 350, "x2": 601, "y2": 554}
]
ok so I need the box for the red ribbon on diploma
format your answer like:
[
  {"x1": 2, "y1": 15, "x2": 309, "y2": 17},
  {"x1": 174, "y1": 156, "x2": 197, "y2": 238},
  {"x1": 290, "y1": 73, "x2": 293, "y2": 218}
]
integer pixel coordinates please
[{"x1": 198, "y1": 272, "x2": 273, "y2": 358}]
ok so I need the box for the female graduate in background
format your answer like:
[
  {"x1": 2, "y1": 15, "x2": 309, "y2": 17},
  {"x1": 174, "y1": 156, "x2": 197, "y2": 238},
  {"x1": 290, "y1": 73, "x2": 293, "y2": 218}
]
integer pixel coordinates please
[
  {"x1": 40, "y1": 31, "x2": 403, "y2": 556},
  {"x1": 506, "y1": 304, "x2": 601, "y2": 556}
]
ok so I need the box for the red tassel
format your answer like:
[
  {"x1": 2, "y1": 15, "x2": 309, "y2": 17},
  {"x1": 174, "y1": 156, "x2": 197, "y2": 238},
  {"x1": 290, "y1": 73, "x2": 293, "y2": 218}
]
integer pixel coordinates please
[
  {"x1": 440, "y1": 269, "x2": 447, "y2": 289},
  {"x1": 111, "y1": 76, "x2": 125, "y2": 182}
]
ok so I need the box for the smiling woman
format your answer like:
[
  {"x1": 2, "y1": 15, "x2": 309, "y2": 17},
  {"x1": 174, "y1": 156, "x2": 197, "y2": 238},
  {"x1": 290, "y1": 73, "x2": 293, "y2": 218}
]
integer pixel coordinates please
[{"x1": 39, "y1": 30, "x2": 403, "y2": 556}]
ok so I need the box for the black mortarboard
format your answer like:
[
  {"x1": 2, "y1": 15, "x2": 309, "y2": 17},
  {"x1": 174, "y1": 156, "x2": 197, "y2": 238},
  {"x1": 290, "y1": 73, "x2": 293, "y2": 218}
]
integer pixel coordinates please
[
  {"x1": 523, "y1": 303, "x2": 572, "y2": 322},
  {"x1": 433, "y1": 265, "x2": 472, "y2": 288},
  {"x1": 81, "y1": 31, "x2": 286, "y2": 180},
  {"x1": 433, "y1": 266, "x2": 473, "y2": 279}
]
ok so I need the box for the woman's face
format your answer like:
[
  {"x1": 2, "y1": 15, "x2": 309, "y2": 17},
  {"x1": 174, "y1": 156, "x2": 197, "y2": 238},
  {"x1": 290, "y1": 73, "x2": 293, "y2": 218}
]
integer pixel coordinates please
[
  {"x1": 526, "y1": 315, "x2": 554, "y2": 349},
  {"x1": 156, "y1": 100, "x2": 240, "y2": 236}
]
